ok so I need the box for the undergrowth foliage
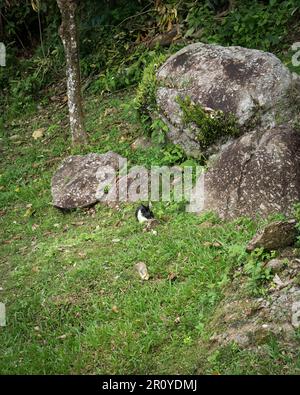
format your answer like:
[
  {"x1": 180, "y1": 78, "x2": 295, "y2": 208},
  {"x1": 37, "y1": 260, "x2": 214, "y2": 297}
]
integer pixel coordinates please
[
  {"x1": 134, "y1": 53, "x2": 167, "y2": 119},
  {"x1": 1, "y1": 0, "x2": 299, "y2": 123},
  {"x1": 177, "y1": 96, "x2": 240, "y2": 150},
  {"x1": 185, "y1": 0, "x2": 300, "y2": 52},
  {"x1": 244, "y1": 248, "x2": 276, "y2": 296}
]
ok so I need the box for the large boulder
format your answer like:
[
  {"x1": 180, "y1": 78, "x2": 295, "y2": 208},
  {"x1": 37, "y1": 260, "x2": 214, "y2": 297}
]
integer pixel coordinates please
[
  {"x1": 51, "y1": 152, "x2": 126, "y2": 209},
  {"x1": 195, "y1": 125, "x2": 300, "y2": 219},
  {"x1": 246, "y1": 219, "x2": 298, "y2": 252},
  {"x1": 156, "y1": 43, "x2": 300, "y2": 158}
]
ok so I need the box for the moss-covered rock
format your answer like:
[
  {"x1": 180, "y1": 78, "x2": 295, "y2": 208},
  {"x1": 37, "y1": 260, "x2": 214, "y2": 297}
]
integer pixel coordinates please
[
  {"x1": 153, "y1": 42, "x2": 300, "y2": 158},
  {"x1": 177, "y1": 95, "x2": 239, "y2": 151}
]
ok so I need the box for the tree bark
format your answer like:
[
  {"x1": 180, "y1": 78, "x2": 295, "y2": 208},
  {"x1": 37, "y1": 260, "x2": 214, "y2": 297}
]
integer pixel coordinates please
[{"x1": 57, "y1": 0, "x2": 87, "y2": 146}]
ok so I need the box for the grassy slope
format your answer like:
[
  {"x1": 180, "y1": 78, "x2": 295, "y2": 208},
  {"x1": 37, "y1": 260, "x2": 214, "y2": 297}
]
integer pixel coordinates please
[{"x1": 0, "y1": 89, "x2": 299, "y2": 374}]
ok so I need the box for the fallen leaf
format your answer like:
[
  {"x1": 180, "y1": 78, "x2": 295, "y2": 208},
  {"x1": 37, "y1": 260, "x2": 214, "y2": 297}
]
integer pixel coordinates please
[
  {"x1": 168, "y1": 272, "x2": 178, "y2": 282},
  {"x1": 212, "y1": 241, "x2": 223, "y2": 247},
  {"x1": 31, "y1": 224, "x2": 39, "y2": 231},
  {"x1": 112, "y1": 305, "x2": 119, "y2": 313},
  {"x1": 3, "y1": 235, "x2": 22, "y2": 244},
  {"x1": 71, "y1": 221, "x2": 85, "y2": 226},
  {"x1": 203, "y1": 241, "x2": 212, "y2": 247},
  {"x1": 32, "y1": 128, "x2": 45, "y2": 140},
  {"x1": 24, "y1": 207, "x2": 35, "y2": 218},
  {"x1": 104, "y1": 107, "x2": 117, "y2": 117},
  {"x1": 203, "y1": 241, "x2": 223, "y2": 248},
  {"x1": 43, "y1": 231, "x2": 52, "y2": 237}
]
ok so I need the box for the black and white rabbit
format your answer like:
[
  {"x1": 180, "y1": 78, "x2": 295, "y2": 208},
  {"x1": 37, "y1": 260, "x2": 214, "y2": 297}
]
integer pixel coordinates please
[{"x1": 135, "y1": 204, "x2": 154, "y2": 223}]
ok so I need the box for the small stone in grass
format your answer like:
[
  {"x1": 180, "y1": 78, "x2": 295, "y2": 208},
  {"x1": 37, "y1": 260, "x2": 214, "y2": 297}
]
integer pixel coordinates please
[
  {"x1": 265, "y1": 259, "x2": 286, "y2": 273},
  {"x1": 135, "y1": 262, "x2": 149, "y2": 281}
]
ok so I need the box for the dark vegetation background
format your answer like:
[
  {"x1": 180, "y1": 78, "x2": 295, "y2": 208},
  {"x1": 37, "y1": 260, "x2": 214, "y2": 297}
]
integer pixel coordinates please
[{"x1": 1, "y1": 0, "x2": 300, "y2": 123}]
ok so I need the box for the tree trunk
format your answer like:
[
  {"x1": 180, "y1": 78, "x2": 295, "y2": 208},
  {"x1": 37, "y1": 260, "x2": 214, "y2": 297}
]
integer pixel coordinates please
[{"x1": 57, "y1": 0, "x2": 87, "y2": 146}]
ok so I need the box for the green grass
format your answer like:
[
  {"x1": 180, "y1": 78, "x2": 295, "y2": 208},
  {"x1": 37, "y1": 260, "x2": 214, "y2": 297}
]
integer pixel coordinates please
[
  {"x1": 198, "y1": 338, "x2": 300, "y2": 375},
  {"x1": 0, "y1": 88, "x2": 299, "y2": 374}
]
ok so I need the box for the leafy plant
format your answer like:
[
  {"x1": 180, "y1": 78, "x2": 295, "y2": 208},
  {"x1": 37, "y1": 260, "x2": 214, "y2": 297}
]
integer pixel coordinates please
[
  {"x1": 185, "y1": 0, "x2": 300, "y2": 54},
  {"x1": 161, "y1": 143, "x2": 187, "y2": 165},
  {"x1": 177, "y1": 96, "x2": 239, "y2": 150},
  {"x1": 150, "y1": 118, "x2": 169, "y2": 145},
  {"x1": 244, "y1": 248, "x2": 276, "y2": 295},
  {"x1": 134, "y1": 52, "x2": 167, "y2": 117}
]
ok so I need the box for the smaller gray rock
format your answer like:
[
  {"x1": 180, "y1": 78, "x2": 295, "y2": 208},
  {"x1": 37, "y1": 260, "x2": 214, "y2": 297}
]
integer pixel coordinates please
[
  {"x1": 232, "y1": 333, "x2": 250, "y2": 347},
  {"x1": 51, "y1": 152, "x2": 126, "y2": 209},
  {"x1": 265, "y1": 259, "x2": 286, "y2": 273},
  {"x1": 246, "y1": 219, "x2": 298, "y2": 252},
  {"x1": 273, "y1": 274, "x2": 285, "y2": 287}
]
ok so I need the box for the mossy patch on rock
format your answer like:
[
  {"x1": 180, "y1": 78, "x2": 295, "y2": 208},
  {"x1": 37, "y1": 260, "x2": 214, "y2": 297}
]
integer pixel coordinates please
[{"x1": 176, "y1": 95, "x2": 240, "y2": 150}]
